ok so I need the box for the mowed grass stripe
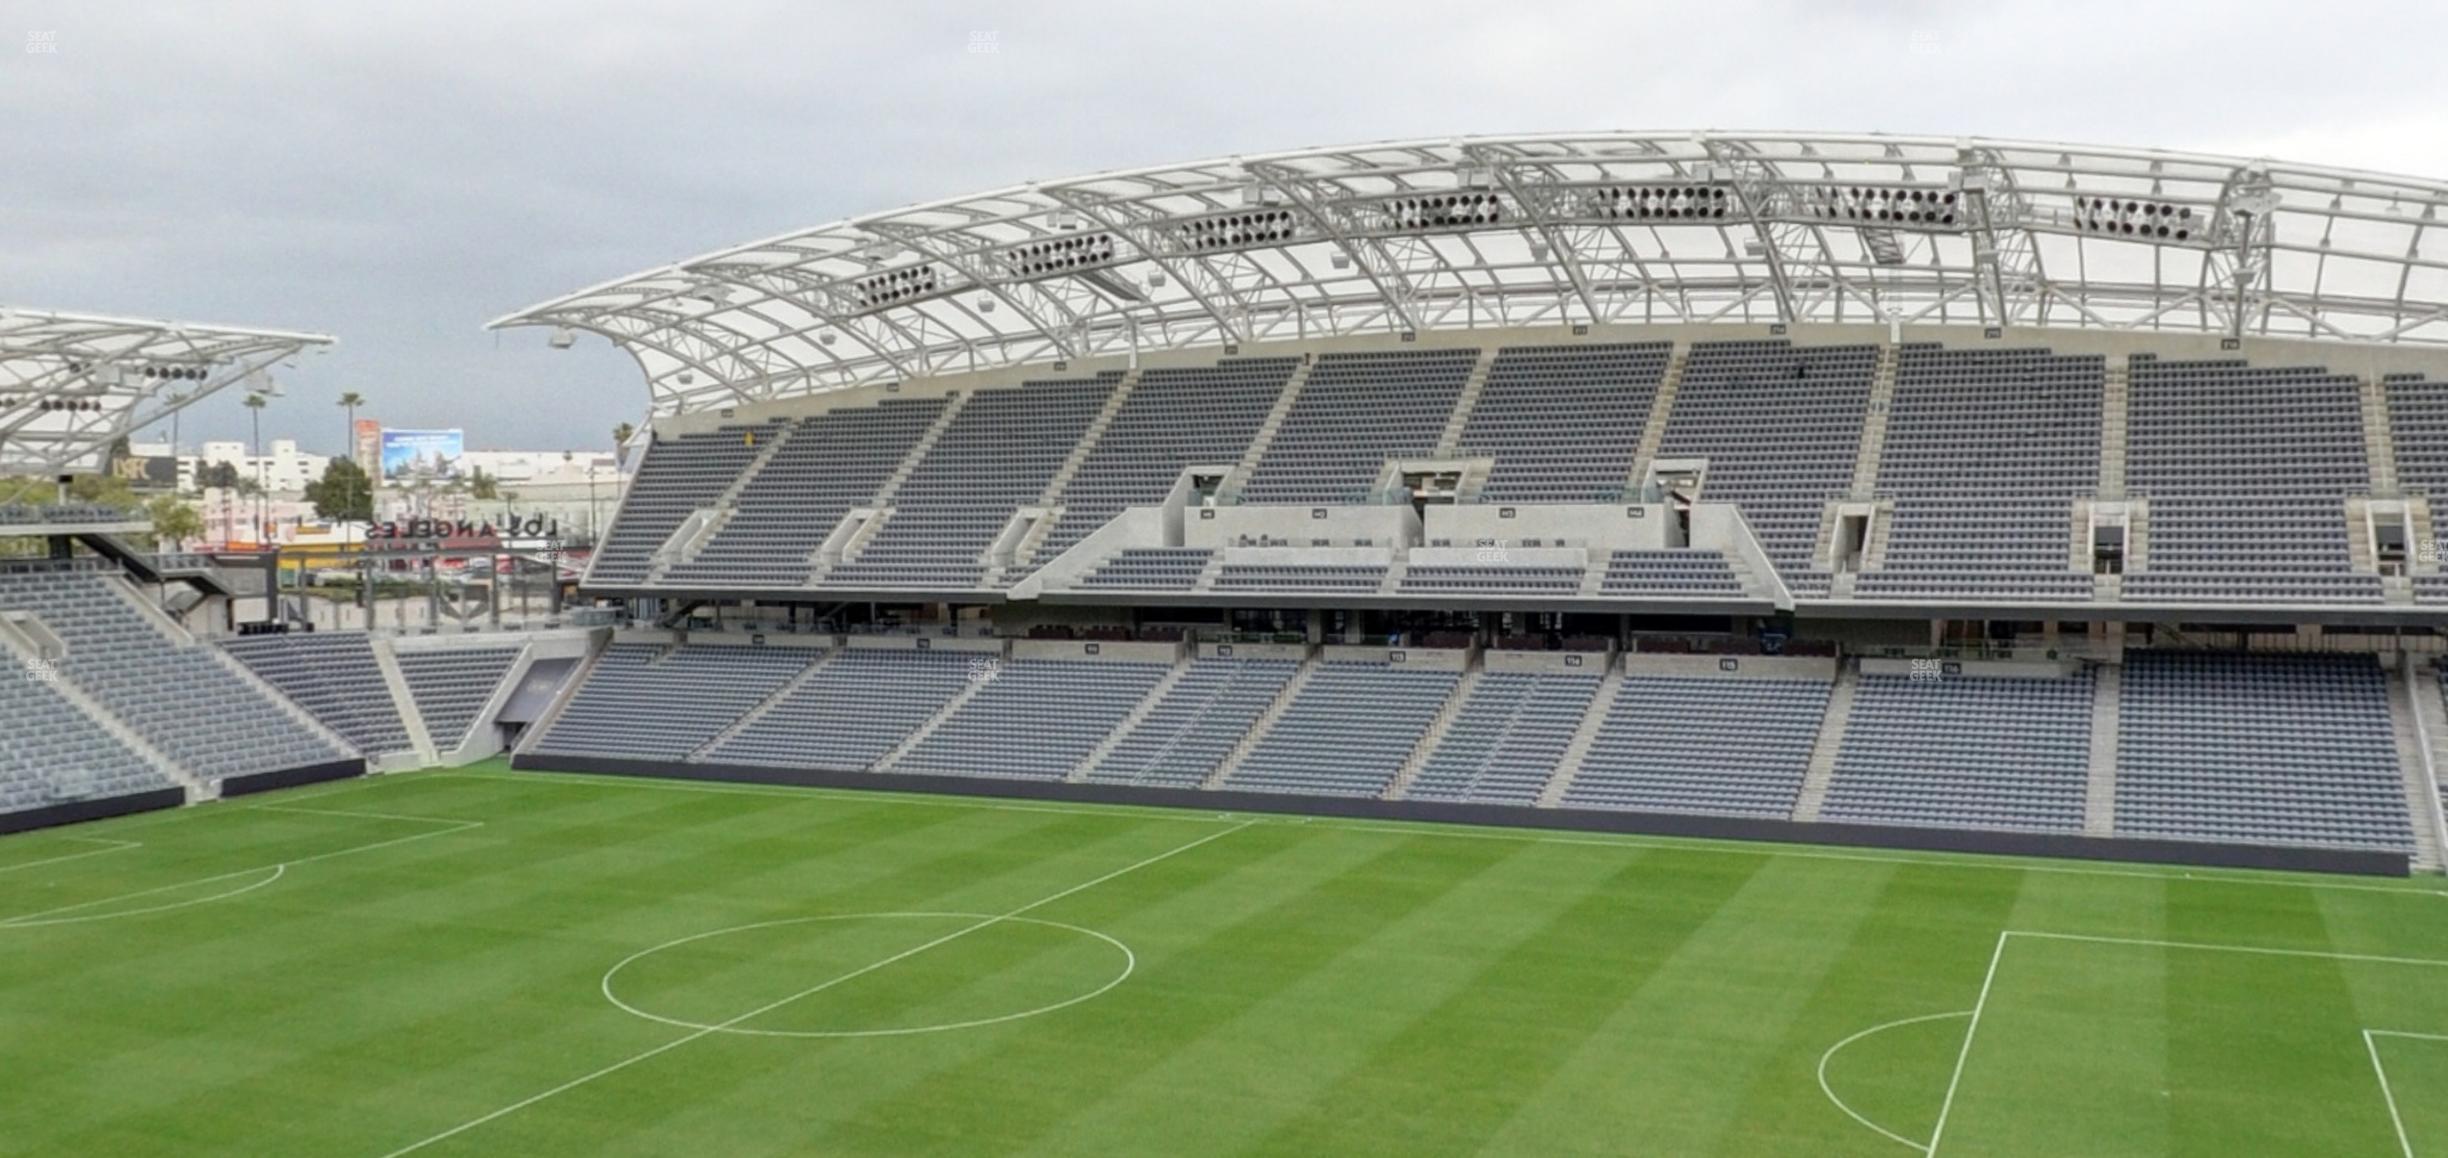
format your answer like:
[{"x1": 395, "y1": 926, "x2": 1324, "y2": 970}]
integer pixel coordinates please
[
  {"x1": 2163, "y1": 882, "x2": 2386, "y2": 1156},
  {"x1": 369, "y1": 813, "x2": 1251, "y2": 1157},
  {"x1": 533, "y1": 822, "x2": 1334, "y2": 1158},
  {"x1": 1926, "y1": 872, "x2": 2170, "y2": 1158},
  {"x1": 775, "y1": 832, "x2": 1659, "y2": 1156},
  {"x1": 3, "y1": 779, "x2": 1115, "y2": 1157},
  {"x1": 1722, "y1": 860, "x2": 2028, "y2": 1156},
  {"x1": 8, "y1": 762, "x2": 2448, "y2": 1157},
  {"x1": 1241, "y1": 845, "x2": 1765, "y2": 1155},
  {"x1": 0, "y1": 777, "x2": 812, "y2": 1157},
  {"x1": 1461, "y1": 853, "x2": 1889, "y2": 1155},
  {"x1": 974, "y1": 833, "x2": 1534, "y2": 1156}
]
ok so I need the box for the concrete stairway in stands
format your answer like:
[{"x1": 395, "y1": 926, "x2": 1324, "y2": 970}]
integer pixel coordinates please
[
  {"x1": 872, "y1": 659, "x2": 998, "y2": 773},
  {"x1": 1206, "y1": 650, "x2": 1322, "y2": 788},
  {"x1": 2083, "y1": 662, "x2": 2122, "y2": 835},
  {"x1": 1068, "y1": 657, "x2": 1196, "y2": 782},
  {"x1": 1223, "y1": 357, "x2": 1315, "y2": 498},
  {"x1": 1386, "y1": 662, "x2": 1483, "y2": 799},
  {"x1": 1434, "y1": 348, "x2": 1498, "y2": 457},
  {"x1": 2384, "y1": 659, "x2": 2443, "y2": 871},
  {"x1": 2098, "y1": 360, "x2": 2130, "y2": 499},
  {"x1": 1847, "y1": 343, "x2": 1900, "y2": 499},
  {"x1": 691, "y1": 647, "x2": 842, "y2": 760},
  {"x1": 1539, "y1": 661, "x2": 1627, "y2": 807},
  {"x1": 1625, "y1": 346, "x2": 1687, "y2": 496},
  {"x1": 2363, "y1": 374, "x2": 2403, "y2": 497},
  {"x1": 2407, "y1": 658, "x2": 2448, "y2": 870},
  {"x1": 1790, "y1": 659, "x2": 1861, "y2": 823}
]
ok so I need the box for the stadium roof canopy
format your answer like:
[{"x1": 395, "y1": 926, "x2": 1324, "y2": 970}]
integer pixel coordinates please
[
  {"x1": 493, "y1": 131, "x2": 2448, "y2": 414},
  {"x1": 0, "y1": 308, "x2": 335, "y2": 474}
]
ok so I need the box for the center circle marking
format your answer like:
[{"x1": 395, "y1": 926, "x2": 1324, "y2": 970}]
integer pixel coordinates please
[{"x1": 601, "y1": 911, "x2": 1136, "y2": 1039}]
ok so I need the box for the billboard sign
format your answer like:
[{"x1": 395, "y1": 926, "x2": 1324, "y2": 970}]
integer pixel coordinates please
[
  {"x1": 379, "y1": 428, "x2": 464, "y2": 481},
  {"x1": 107, "y1": 449, "x2": 180, "y2": 488},
  {"x1": 352, "y1": 418, "x2": 382, "y2": 476}
]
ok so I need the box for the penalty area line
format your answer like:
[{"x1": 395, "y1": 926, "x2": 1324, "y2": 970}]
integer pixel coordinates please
[
  {"x1": 0, "y1": 809, "x2": 482, "y2": 930},
  {"x1": 0, "y1": 836, "x2": 140, "y2": 875},
  {"x1": 376, "y1": 819, "x2": 1255, "y2": 1158}
]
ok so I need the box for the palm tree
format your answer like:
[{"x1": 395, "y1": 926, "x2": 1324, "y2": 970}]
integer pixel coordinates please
[
  {"x1": 244, "y1": 392, "x2": 269, "y2": 543},
  {"x1": 612, "y1": 422, "x2": 637, "y2": 468},
  {"x1": 337, "y1": 392, "x2": 366, "y2": 459}
]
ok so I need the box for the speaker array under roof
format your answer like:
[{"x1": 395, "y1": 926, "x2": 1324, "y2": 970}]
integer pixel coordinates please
[
  {"x1": 2072, "y1": 196, "x2": 2194, "y2": 241},
  {"x1": 1806, "y1": 185, "x2": 1960, "y2": 227},
  {"x1": 1583, "y1": 185, "x2": 1730, "y2": 221},
  {"x1": 854, "y1": 265, "x2": 941, "y2": 311},
  {"x1": 59, "y1": 360, "x2": 211, "y2": 381},
  {"x1": 0, "y1": 396, "x2": 106, "y2": 412},
  {"x1": 1177, "y1": 209, "x2": 1298, "y2": 252},
  {"x1": 1382, "y1": 191, "x2": 1504, "y2": 232},
  {"x1": 1001, "y1": 231, "x2": 1118, "y2": 279}
]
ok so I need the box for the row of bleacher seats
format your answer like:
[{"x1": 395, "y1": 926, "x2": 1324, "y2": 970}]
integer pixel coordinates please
[
  {"x1": 665, "y1": 397, "x2": 947, "y2": 588},
  {"x1": 395, "y1": 646, "x2": 522, "y2": 751},
  {"x1": 213, "y1": 632, "x2": 533, "y2": 758},
  {"x1": 829, "y1": 374, "x2": 1120, "y2": 589},
  {"x1": 0, "y1": 665, "x2": 174, "y2": 811},
  {"x1": 592, "y1": 340, "x2": 2432, "y2": 605},
  {"x1": 521, "y1": 642, "x2": 2421, "y2": 857},
  {"x1": 0, "y1": 503, "x2": 130, "y2": 526},
  {"x1": 1858, "y1": 346, "x2": 2103, "y2": 600},
  {"x1": 222, "y1": 632, "x2": 411, "y2": 756},
  {"x1": 0, "y1": 568, "x2": 349, "y2": 784}
]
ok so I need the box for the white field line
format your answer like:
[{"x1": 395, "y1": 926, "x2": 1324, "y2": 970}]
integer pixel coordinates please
[
  {"x1": 598, "y1": 912, "x2": 1138, "y2": 1040},
  {"x1": 445, "y1": 769, "x2": 2448, "y2": 900},
  {"x1": 432, "y1": 770, "x2": 1244, "y2": 825},
  {"x1": 0, "y1": 807, "x2": 482, "y2": 929},
  {"x1": 2011, "y1": 930, "x2": 2448, "y2": 970},
  {"x1": 2367, "y1": 1030, "x2": 2417, "y2": 1158},
  {"x1": 1925, "y1": 932, "x2": 2007, "y2": 1156},
  {"x1": 1923, "y1": 933, "x2": 2448, "y2": 1155},
  {"x1": 1817, "y1": 1010, "x2": 1969, "y2": 1153},
  {"x1": 377, "y1": 819, "x2": 1255, "y2": 1158},
  {"x1": 0, "y1": 836, "x2": 140, "y2": 875},
  {"x1": 0, "y1": 864, "x2": 287, "y2": 928}
]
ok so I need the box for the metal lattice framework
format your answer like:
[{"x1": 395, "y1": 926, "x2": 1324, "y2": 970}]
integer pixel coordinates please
[
  {"x1": 491, "y1": 131, "x2": 2448, "y2": 414},
  {"x1": 0, "y1": 308, "x2": 335, "y2": 474}
]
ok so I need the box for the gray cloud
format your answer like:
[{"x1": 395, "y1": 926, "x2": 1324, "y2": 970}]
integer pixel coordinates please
[{"x1": 3, "y1": 0, "x2": 2442, "y2": 454}]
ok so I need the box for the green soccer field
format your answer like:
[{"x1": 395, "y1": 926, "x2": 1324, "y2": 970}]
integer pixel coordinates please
[{"x1": 2, "y1": 759, "x2": 2445, "y2": 1157}]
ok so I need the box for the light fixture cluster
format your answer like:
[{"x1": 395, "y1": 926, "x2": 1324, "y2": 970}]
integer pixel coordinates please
[
  {"x1": 0, "y1": 396, "x2": 107, "y2": 412},
  {"x1": 1178, "y1": 209, "x2": 1297, "y2": 252},
  {"x1": 1002, "y1": 231, "x2": 1117, "y2": 278},
  {"x1": 1804, "y1": 185, "x2": 1960, "y2": 227},
  {"x1": 1583, "y1": 185, "x2": 1729, "y2": 221},
  {"x1": 62, "y1": 360, "x2": 211, "y2": 381},
  {"x1": 2072, "y1": 196, "x2": 2194, "y2": 241},
  {"x1": 855, "y1": 264, "x2": 941, "y2": 310},
  {"x1": 1383, "y1": 192, "x2": 1503, "y2": 232}
]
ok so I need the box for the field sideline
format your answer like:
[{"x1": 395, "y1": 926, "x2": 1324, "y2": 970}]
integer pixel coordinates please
[{"x1": 1, "y1": 759, "x2": 2444, "y2": 1157}]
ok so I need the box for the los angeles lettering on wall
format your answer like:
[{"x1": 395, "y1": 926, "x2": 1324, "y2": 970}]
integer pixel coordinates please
[{"x1": 368, "y1": 514, "x2": 560, "y2": 541}]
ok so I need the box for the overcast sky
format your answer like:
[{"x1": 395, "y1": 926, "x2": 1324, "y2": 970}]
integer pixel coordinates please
[{"x1": 5, "y1": 1, "x2": 2445, "y2": 456}]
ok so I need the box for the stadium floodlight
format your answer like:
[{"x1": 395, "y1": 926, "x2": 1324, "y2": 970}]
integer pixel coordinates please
[
  {"x1": 548, "y1": 326, "x2": 577, "y2": 349},
  {"x1": 817, "y1": 329, "x2": 837, "y2": 346}
]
